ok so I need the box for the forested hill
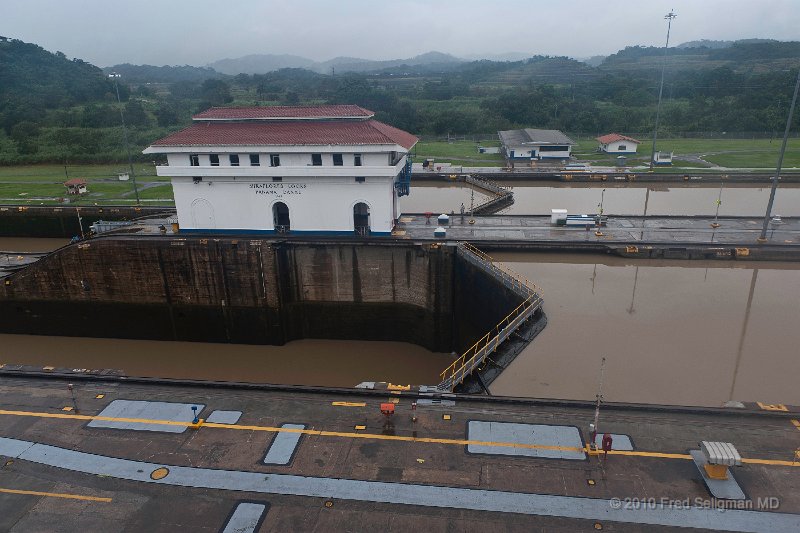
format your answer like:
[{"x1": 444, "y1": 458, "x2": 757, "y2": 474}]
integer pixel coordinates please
[
  {"x1": 0, "y1": 38, "x2": 119, "y2": 132},
  {"x1": 601, "y1": 40, "x2": 800, "y2": 73},
  {"x1": 102, "y1": 63, "x2": 221, "y2": 84}
]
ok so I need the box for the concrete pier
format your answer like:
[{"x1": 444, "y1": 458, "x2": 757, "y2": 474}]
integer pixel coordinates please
[
  {"x1": 0, "y1": 375, "x2": 797, "y2": 532},
  {"x1": 396, "y1": 214, "x2": 800, "y2": 260}
]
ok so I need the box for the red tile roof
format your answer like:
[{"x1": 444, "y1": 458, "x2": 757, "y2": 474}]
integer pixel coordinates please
[
  {"x1": 193, "y1": 105, "x2": 374, "y2": 120},
  {"x1": 149, "y1": 119, "x2": 418, "y2": 150},
  {"x1": 596, "y1": 133, "x2": 641, "y2": 144}
]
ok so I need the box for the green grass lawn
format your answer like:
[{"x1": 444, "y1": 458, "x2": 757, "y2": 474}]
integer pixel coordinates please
[
  {"x1": 0, "y1": 163, "x2": 164, "y2": 182},
  {"x1": 573, "y1": 137, "x2": 800, "y2": 168},
  {"x1": 413, "y1": 140, "x2": 504, "y2": 165}
]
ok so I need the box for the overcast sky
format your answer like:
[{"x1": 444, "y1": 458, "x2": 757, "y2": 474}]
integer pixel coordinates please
[{"x1": 3, "y1": 0, "x2": 799, "y2": 67}]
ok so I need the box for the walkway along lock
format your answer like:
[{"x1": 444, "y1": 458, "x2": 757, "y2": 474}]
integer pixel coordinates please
[{"x1": 437, "y1": 242, "x2": 544, "y2": 392}]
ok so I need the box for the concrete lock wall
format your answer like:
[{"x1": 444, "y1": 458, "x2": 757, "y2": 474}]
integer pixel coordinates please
[
  {"x1": 451, "y1": 251, "x2": 527, "y2": 354},
  {"x1": 0, "y1": 237, "x2": 461, "y2": 352}
]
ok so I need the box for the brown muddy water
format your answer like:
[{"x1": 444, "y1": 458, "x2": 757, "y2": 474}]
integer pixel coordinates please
[
  {"x1": 401, "y1": 181, "x2": 800, "y2": 217},
  {"x1": 0, "y1": 238, "x2": 68, "y2": 252},
  {"x1": 490, "y1": 254, "x2": 800, "y2": 407},
  {"x1": 0, "y1": 335, "x2": 454, "y2": 388}
]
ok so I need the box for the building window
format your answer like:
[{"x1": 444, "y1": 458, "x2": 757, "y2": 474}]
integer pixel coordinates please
[
  {"x1": 250, "y1": 154, "x2": 260, "y2": 166},
  {"x1": 354, "y1": 154, "x2": 362, "y2": 166},
  {"x1": 229, "y1": 154, "x2": 239, "y2": 166},
  {"x1": 189, "y1": 154, "x2": 199, "y2": 166},
  {"x1": 311, "y1": 153, "x2": 322, "y2": 166},
  {"x1": 333, "y1": 153, "x2": 343, "y2": 166},
  {"x1": 209, "y1": 154, "x2": 220, "y2": 166},
  {"x1": 617, "y1": 145, "x2": 627, "y2": 151},
  {"x1": 539, "y1": 145, "x2": 568, "y2": 152},
  {"x1": 272, "y1": 177, "x2": 282, "y2": 182},
  {"x1": 270, "y1": 154, "x2": 280, "y2": 167},
  {"x1": 355, "y1": 176, "x2": 365, "y2": 183}
]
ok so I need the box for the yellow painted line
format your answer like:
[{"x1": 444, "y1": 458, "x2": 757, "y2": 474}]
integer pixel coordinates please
[
  {"x1": 0, "y1": 408, "x2": 798, "y2": 467},
  {"x1": 791, "y1": 419, "x2": 800, "y2": 429},
  {"x1": 331, "y1": 402, "x2": 366, "y2": 407},
  {"x1": 757, "y1": 402, "x2": 788, "y2": 412},
  {"x1": 0, "y1": 487, "x2": 112, "y2": 502}
]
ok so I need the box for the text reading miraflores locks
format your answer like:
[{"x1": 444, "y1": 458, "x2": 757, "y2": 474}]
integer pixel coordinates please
[{"x1": 250, "y1": 183, "x2": 307, "y2": 195}]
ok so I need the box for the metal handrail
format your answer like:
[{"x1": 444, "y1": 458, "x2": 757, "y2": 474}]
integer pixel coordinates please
[{"x1": 437, "y1": 243, "x2": 544, "y2": 391}]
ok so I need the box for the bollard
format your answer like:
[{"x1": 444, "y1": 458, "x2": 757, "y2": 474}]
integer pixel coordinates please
[
  {"x1": 68, "y1": 383, "x2": 78, "y2": 413},
  {"x1": 411, "y1": 401, "x2": 417, "y2": 423},
  {"x1": 191, "y1": 405, "x2": 198, "y2": 424}
]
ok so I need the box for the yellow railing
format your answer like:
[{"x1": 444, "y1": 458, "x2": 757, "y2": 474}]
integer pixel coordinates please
[
  {"x1": 459, "y1": 242, "x2": 543, "y2": 297},
  {"x1": 438, "y1": 243, "x2": 544, "y2": 390}
]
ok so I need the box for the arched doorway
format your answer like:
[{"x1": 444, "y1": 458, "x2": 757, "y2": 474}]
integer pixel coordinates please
[
  {"x1": 353, "y1": 202, "x2": 370, "y2": 236},
  {"x1": 191, "y1": 198, "x2": 216, "y2": 229},
  {"x1": 273, "y1": 202, "x2": 290, "y2": 233}
]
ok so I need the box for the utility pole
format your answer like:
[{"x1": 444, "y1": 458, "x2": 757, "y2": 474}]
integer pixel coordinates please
[
  {"x1": 649, "y1": 10, "x2": 677, "y2": 171},
  {"x1": 109, "y1": 73, "x2": 140, "y2": 204},
  {"x1": 590, "y1": 357, "x2": 606, "y2": 448},
  {"x1": 758, "y1": 66, "x2": 800, "y2": 242}
]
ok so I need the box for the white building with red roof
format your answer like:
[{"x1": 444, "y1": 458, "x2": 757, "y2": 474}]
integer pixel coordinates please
[
  {"x1": 143, "y1": 105, "x2": 417, "y2": 236},
  {"x1": 596, "y1": 133, "x2": 641, "y2": 154}
]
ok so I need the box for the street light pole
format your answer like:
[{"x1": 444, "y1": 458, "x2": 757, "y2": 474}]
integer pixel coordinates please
[
  {"x1": 758, "y1": 66, "x2": 800, "y2": 242},
  {"x1": 109, "y1": 73, "x2": 140, "y2": 204},
  {"x1": 649, "y1": 11, "x2": 677, "y2": 171}
]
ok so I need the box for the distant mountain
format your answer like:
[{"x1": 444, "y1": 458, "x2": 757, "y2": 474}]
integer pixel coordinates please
[
  {"x1": 463, "y1": 52, "x2": 532, "y2": 62},
  {"x1": 207, "y1": 51, "x2": 463, "y2": 75},
  {"x1": 600, "y1": 40, "x2": 800, "y2": 73},
  {"x1": 676, "y1": 38, "x2": 776, "y2": 49},
  {"x1": 575, "y1": 55, "x2": 607, "y2": 67},
  {"x1": 209, "y1": 54, "x2": 315, "y2": 75},
  {"x1": 486, "y1": 56, "x2": 600, "y2": 85},
  {"x1": 103, "y1": 63, "x2": 221, "y2": 84}
]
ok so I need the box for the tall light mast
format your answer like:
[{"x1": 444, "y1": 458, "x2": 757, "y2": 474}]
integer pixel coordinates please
[{"x1": 649, "y1": 10, "x2": 677, "y2": 171}]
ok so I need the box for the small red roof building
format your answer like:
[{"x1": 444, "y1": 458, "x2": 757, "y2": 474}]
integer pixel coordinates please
[{"x1": 64, "y1": 178, "x2": 88, "y2": 195}]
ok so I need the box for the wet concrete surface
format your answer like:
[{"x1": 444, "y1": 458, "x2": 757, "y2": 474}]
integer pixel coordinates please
[
  {"x1": 396, "y1": 214, "x2": 800, "y2": 245},
  {"x1": 403, "y1": 181, "x2": 800, "y2": 217},
  {"x1": 0, "y1": 377, "x2": 798, "y2": 532}
]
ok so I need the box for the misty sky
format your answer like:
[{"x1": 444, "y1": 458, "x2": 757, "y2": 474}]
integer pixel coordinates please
[{"x1": 4, "y1": 0, "x2": 799, "y2": 67}]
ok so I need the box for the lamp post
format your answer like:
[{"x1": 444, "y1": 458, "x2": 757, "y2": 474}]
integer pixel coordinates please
[
  {"x1": 649, "y1": 11, "x2": 677, "y2": 171},
  {"x1": 758, "y1": 67, "x2": 800, "y2": 242},
  {"x1": 108, "y1": 73, "x2": 140, "y2": 204}
]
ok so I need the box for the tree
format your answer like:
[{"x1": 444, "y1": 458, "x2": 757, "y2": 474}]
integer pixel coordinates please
[
  {"x1": 199, "y1": 79, "x2": 233, "y2": 106},
  {"x1": 124, "y1": 100, "x2": 149, "y2": 127}
]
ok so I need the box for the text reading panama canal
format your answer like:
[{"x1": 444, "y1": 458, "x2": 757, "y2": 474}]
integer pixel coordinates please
[{"x1": 250, "y1": 183, "x2": 308, "y2": 195}]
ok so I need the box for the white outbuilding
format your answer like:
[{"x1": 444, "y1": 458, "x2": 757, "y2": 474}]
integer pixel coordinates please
[
  {"x1": 596, "y1": 133, "x2": 641, "y2": 154},
  {"x1": 498, "y1": 128, "x2": 575, "y2": 162},
  {"x1": 143, "y1": 105, "x2": 417, "y2": 236}
]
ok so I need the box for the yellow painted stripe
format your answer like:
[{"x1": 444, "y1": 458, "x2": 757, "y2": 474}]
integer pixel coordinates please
[
  {"x1": 791, "y1": 419, "x2": 800, "y2": 428},
  {"x1": 331, "y1": 402, "x2": 366, "y2": 407},
  {"x1": 0, "y1": 408, "x2": 797, "y2": 467},
  {"x1": 0, "y1": 487, "x2": 112, "y2": 502}
]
